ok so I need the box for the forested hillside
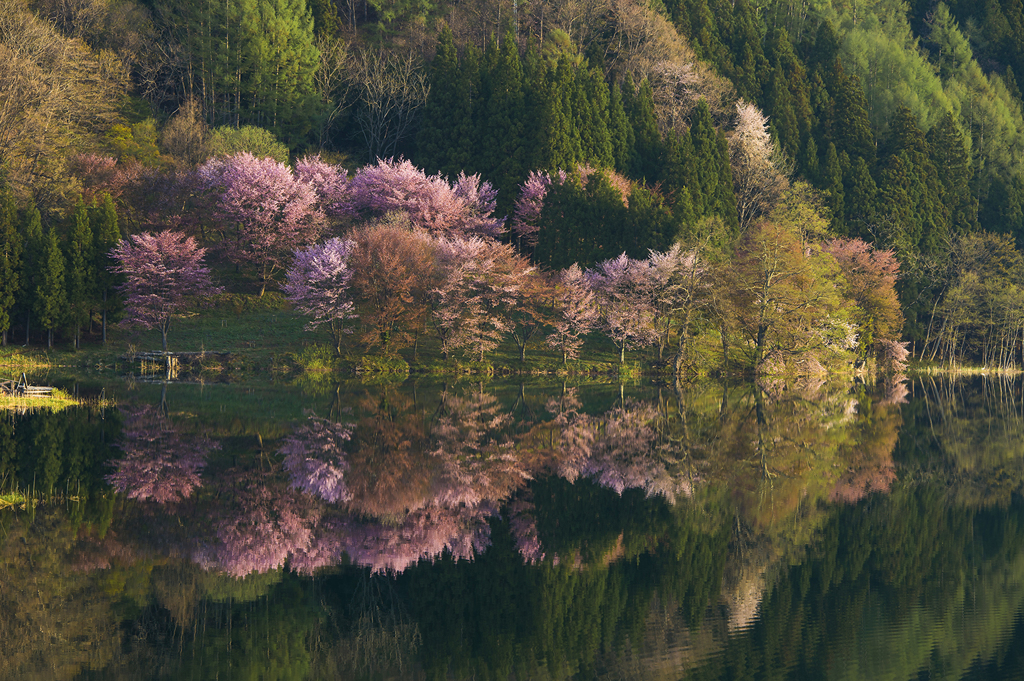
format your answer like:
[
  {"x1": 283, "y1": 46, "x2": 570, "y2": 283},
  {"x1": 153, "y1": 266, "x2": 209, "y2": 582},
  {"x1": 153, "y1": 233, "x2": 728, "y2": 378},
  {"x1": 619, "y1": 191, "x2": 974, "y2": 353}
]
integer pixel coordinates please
[{"x1": 2, "y1": 0, "x2": 1024, "y2": 371}]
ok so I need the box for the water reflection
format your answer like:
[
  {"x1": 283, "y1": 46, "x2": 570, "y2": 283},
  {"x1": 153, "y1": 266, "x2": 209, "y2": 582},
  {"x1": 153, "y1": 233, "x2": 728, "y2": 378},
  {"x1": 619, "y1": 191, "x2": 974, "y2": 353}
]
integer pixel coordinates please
[{"x1": 1, "y1": 376, "x2": 1023, "y2": 680}]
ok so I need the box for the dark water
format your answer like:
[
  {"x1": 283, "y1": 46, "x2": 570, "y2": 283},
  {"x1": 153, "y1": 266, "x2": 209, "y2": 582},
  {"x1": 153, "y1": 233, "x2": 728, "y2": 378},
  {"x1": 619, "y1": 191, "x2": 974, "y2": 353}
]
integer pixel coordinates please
[{"x1": 1, "y1": 376, "x2": 1023, "y2": 680}]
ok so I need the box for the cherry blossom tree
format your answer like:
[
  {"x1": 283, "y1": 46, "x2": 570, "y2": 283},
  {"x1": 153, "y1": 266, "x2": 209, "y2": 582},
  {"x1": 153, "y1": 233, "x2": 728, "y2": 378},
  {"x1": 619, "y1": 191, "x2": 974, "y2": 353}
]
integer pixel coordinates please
[
  {"x1": 283, "y1": 237, "x2": 358, "y2": 354},
  {"x1": 510, "y1": 170, "x2": 559, "y2": 250},
  {"x1": 547, "y1": 264, "x2": 600, "y2": 363},
  {"x1": 198, "y1": 152, "x2": 325, "y2": 295},
  {"x1": 729, "y1": 100, "x2": 790, "y2": 230},
  {"x1": 587, "y1": 253, "x2": 659, "y2": 363},
  {"x1": 347, "y1": 158, "x2": 505, "y2": 238},
  {"x1": 430, "y1": 237, "x2": 536, "y2": 361},
  {"x1": 280, "y1": 416, "x2": 355, "y2": 504},
  {"x1": 294, "y1": 154, "x2": 352, "y2": 220},
  {"x1": 821, "y1": 237, "x2": 903, "y2": 352},
  {"x1": 109, "y1": 230, "x2": 222, "y2": 352},
  {"x1": 106, "y1": 405, "x2": 219, "y2": 504}
]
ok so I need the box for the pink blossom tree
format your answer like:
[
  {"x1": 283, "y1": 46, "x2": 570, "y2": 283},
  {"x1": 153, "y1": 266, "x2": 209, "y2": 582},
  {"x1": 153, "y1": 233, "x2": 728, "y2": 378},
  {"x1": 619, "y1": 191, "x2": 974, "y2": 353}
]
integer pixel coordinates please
[
  {"x1": 283, "y1": 237, "x2": 358, "y2": 354},
  {"x1": 294, "y1": 154, "x2": 352, "y2": 220},
  {"x1": 547, "y1": 264, "x2": 600, "y2": 363},
  {"x1": 106, "y1": 405, "x2": 219, "y2": 504},
  {"x1": 109, "y1": 230, "x2": 222, "y2": 352},
  {"x1": 198, "y1": 152, "x2": 325, "y2": 295},
  {"x1": 280, "y1": 416, "x2": 354, "y2": 504},
  {"x1": 347, "y1": 158, "x2": 505, "y2": 238},
  {"x1": 430, "y1": 237, "x2": 536, "y2": 361},
  {"x1": 587, "y1": 253, "x2": 659, "y2": 363}
]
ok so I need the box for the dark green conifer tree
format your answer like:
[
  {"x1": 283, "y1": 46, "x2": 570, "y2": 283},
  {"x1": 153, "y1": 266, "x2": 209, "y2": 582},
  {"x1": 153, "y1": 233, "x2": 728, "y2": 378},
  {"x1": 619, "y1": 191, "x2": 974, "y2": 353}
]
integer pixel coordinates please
[
  {"x1": 843, "y1": 156, "x2": 879, "y2": 239},
  {"x1": 607, "y1": 82, "x2": 635, "y2": 173},
  {"x1": 0, "y1": 182, "x2": 20, "y2": 346},
  {"x1": 478, "y1": 29, "x2": 528, "y2": 203},
  {"x1": 417, "y1": 24, "x2": 469, "y2": 176},
  {"x1": 927, "y1": 112, "x2": 978, "y2": 235},
  {"x1": 36, "y1": 226, "x2": 67, "y2": 349},
  {"x1": 64, "y1": 202, "x2": 94, "y2": 349},
  {"x1": 626, "y1": 79, "x2": 662, "y2": 181},
  {"x1": 624, "y1": 185, "x2": 675, "y2": 257},
  {"x1": 578, "y1": 67, "x2": 614, "y2": 168},
  {"x1": 17, "y1": 207, "x2": 43, "y2": 345},
  {"x1": 824, "y1": 143, "x2": 845, "y2": 233},
  {"x1": 90, "y1": 194, "x2": 121, "y2": 343}
]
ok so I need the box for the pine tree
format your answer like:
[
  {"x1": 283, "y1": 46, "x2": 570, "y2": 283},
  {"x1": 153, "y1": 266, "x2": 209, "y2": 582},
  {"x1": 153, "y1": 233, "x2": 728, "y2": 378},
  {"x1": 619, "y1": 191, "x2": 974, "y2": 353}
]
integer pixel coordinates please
[
  {"x1": 689, "y1": 99, "x2": 721, "y2": 219},
  {"x1": 832, "y1": 69, "x2": 875, "y2": 164},
  {"x1": 843, "y1": 156, "x2": 879, "y2": 239},
  {"x1": 0, "y1": 182, "x2": 20, "y2": 346},
  {"x1": 479, "y1": 29, "x2": 528, "y2": 203},
  {"x1": 927, "y1": 112, "x2": 978, "y2": 234},
  {"x1": 36, "y1": 226, "x2": 67, "y2": 349},
  {"x1": 578, "y1": 66, "x2": 614, "y2": 168}
]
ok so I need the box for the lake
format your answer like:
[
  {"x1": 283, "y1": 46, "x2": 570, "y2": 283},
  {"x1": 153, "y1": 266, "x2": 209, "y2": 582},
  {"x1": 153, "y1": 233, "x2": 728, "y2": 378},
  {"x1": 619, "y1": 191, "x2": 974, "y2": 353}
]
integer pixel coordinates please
[{"x1": 1, "y1": 374, "x2": 1022, "y2": 680}]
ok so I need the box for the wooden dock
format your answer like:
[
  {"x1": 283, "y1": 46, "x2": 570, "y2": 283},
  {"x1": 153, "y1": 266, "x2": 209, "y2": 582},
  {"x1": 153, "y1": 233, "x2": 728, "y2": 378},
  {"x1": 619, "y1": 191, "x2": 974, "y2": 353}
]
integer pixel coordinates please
[{"x1": 0, "y1": 373, "x2": 54, "y2": 397}]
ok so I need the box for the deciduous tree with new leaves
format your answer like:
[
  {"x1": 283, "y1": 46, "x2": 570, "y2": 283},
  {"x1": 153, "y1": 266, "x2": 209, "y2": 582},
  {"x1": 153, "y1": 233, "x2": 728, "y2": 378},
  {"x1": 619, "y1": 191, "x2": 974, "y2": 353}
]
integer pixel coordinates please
[
  {"x1": 198, "y1": 152, "x2": 325, "y2": 295},
  {"x1": 348, "y1": 216, "x2": 439, "y2": 354},
  {"x1": 283, "y1": 238, "x2": 358, "y2": 355},
  {"x1": 109, "y1": 230, "x2": 222, "y2": 352},
  {"x1": 729, "y1": 100, "x2": 790, "y2": 231}
]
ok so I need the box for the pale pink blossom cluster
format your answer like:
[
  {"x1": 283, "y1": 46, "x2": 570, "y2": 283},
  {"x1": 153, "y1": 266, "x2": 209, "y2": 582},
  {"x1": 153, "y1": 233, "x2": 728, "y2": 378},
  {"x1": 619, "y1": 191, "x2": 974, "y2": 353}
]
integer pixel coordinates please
[
  {"x1": 347, "y1": 159, "x2": 505, "y2": 238},
  {"x1": 280, "y1": 416, "x2": 355, "y2": 504},
  {"x1": 106, "y1": 406, "x2": 218, "y2": 504}
]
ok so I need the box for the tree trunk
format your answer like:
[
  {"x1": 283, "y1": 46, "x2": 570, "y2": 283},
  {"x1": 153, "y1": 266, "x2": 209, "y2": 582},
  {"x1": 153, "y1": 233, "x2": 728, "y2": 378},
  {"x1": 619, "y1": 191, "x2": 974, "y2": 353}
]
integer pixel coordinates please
[
  {"x1": 25, "y1": 311, "x2": 29, "y2": 346},
  {"x1": 102, "y1": 290, "x2": 107, "y2": 343},
  {"x1": 620, "y1": 343, "x2": 625, "y2": 364},
  {"x1": 520, "y1": 343, "x2": 526, "y2": 362},
  {"x1": 161, "y1": 320, "x2": 169, "y2": 352},
  {"x1": 47, "y1": 328, "x2": 52, "y2": 348}
]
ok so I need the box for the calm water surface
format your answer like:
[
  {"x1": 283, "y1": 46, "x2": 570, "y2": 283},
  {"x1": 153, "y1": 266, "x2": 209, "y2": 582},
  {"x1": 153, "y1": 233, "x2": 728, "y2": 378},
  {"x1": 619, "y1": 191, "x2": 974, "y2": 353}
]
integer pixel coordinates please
[{"x1": 1, "y1": 376, "x2": 1023, "y2": 680}]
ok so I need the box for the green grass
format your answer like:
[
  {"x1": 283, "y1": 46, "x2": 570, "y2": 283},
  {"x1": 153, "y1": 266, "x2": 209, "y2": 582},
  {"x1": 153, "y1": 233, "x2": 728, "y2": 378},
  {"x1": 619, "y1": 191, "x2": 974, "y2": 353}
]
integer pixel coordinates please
[{"x1": 0, "y1": 387, "x2": 97, "y2": 412}]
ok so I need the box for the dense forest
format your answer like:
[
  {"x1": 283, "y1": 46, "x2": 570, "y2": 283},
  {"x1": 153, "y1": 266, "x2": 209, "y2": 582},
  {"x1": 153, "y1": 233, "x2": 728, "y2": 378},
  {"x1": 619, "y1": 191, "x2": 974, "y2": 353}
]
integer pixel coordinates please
[{"x1": 3, "y1": 0, "x2": 1024, "y2": 372}]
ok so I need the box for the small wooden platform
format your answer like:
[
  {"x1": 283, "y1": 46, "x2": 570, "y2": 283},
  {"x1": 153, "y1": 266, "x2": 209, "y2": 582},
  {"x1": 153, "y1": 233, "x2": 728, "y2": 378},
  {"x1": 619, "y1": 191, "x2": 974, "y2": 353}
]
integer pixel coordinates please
[{"x1": 0, "y1": 373, "x2": 54, "y2": 397}]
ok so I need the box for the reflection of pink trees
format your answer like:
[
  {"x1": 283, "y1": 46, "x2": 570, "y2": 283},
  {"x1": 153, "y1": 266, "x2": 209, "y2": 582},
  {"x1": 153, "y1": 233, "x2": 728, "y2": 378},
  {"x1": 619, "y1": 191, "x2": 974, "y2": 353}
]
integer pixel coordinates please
[
  {"x1": 107, "y1": 406, "x2": 219, "y2": 504},
  {"x1": 281, "y1": 417, "x2": 354, "y2": 504},
  {"x1": 545, "y1": 389, "x2": 597, "y2": 482},
  {"x1": 195, "y1": 472, "x2": 323, "y2": 578},
  {"x1": 430, "y1": 389, "x2": 530, "y2": 508},
  {"x1": 580, "y1": 401, "x2": 684, "y2": 499}
]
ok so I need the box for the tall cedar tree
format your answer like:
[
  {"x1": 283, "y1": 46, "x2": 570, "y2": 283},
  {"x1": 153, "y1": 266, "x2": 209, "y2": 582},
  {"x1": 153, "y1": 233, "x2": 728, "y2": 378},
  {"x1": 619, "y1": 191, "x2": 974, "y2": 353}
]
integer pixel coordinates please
[
  {"x1": 417, "y1": 25, "x2": 475, "y2": 178},
  {"x1": 91, "y1": 194, "x2": 121, "y2": 342},
  {"x1": 64, "y1": 202, "x2": 94, "y2": 348},
  {"x1": 17, "y1": 208, "x2": 43, "y2": 345},
  {"x1": 36, "y1": 226, "x2": 67, "y2": 349},
  {"x1": 0, "y1": 182, "x2": 20, "y2": 345}
]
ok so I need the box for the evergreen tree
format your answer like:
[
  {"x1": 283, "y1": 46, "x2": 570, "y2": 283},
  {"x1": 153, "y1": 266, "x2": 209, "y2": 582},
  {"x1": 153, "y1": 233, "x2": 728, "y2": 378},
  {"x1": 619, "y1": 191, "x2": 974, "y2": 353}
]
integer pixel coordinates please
[
  {"x1": 478, "y1": 30, "x2": 528, "y2": 203},
  {"x1": 843, "y1": 156, "x2": 879, "y2": 239},
  {"x1": 36, "y1": 226, "x2": 67, "y2": 349},
  {"x1": 17, "y1": 208, "x2": 43, "y2": 346},
  {"x1": 927, "y1": 112, "x2": 978, "y2": 235},
  {"x1": 417, "y1": 25, "x2": 475, "y2": 177},
  {"x1": 0, "y1": 182, "x2": 20, "y2": 346},
  {"x1": 607, "y1": 82, "x2": 635, "y2": 174},
  {"x1": 64, "y1": 202, "x2": 94, "y2": 349},
  {"x1": 824, "y1": 143, "x2": 845, "y2": 234},
  {"x1": 626, "y1": 78, "x2": 662, "y2": 181},
  {"x1": 578, "y1": 66, "x2": 614, "y2": 168},
  {"x1": 90, "y1": 194, "x2": 121, "y2": 343},
  {"x1": 832, "y1": 69, "x2": 876, "y2": 164}
]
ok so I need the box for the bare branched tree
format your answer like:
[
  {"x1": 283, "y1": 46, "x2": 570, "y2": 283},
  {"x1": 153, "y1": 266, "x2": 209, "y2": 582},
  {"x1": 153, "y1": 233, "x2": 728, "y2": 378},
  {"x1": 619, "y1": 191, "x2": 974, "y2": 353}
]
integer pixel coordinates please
[
  {"x1": 350, "y1": 47, "x2": 429, "y2": 162},
  {"x1": 314, "y1": 34, "x2": 352, "y2": 151}
]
